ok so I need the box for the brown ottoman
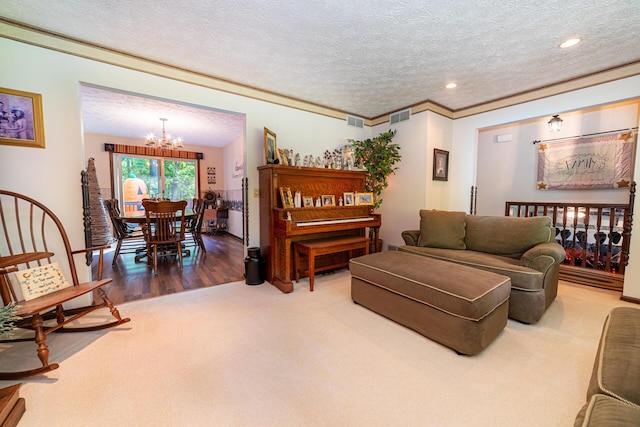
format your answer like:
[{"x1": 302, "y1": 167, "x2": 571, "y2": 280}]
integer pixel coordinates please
[{"x1": 349, "y1": 251, "x2": 511, "y2": 355}]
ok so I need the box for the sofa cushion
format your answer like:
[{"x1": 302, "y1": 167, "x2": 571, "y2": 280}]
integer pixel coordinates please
[
  {"x1": 417, "y1": 210, "x2": 466, "y2": 249},
  {"x1": 575, "y1": 394, "x2": 640, "y2": 427},
  {"x1": 587, "y1": 307, "x2": 640, "y2": 407},
  {"x1": 398, "y1": 245, "x2": 544, "y2": 291},
  {"x1": 465, "y1": 215, "x2": 553, "y2": 258}
]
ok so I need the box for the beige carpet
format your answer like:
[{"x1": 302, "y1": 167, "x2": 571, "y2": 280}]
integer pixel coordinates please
[{"x1": 0, "y1": 271, "x2": 636, "y2": 426}]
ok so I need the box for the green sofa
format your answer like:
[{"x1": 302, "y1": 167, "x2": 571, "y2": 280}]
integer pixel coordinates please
[
  {"x1": 400, "y1": 210, "x2": 565, "y2": 324},
  {"x1": 574, "y1": 307, "x2": 640, "y2": 426}
]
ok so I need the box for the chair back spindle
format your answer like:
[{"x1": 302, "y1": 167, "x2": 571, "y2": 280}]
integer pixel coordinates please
[
  {"x1": 141, "y1": 199, "x2": 187, "y2": 275},
  {"x1": 0, "y1": 190, "x2": 130, "y2": 379}
]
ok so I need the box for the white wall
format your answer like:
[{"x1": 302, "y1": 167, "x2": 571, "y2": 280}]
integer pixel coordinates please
[
  {"x1": 371, "y1": 110, "x2": 454, "y2": 249},
  {"x1": 223, "y1": 133, "x2": 245, "y2": 239},
  {"x1": 476, "y1": 103, "x2": 638, "y2": 215},
  {"x1": 4, "y1": 36, "x2": 640, "y2": 299},
  {"x1": 451, "y1": 76, "x2": 640, "y2": 299},
  {"x1": 0, "y1": 37, "x2": 370, "y2": 275}
]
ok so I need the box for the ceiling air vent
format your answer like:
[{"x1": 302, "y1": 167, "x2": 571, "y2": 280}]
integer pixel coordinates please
[
  {"x1": 390, "y1": 108, "x2": 411, "y2": 124},
  {"x1": 347, "y1": 115, "x2": 364, "y2": 128}
]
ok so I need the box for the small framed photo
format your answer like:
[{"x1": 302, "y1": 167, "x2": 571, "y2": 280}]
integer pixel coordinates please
[
  {"x1": 356, "y1": 192, "x2": 374, "y2": 206},
  {"x1": 207, "y1": 167, "x2": 216, "y2": 175},
  {"x1": 0, "y1": 87, "x2": 45, "y2": 148},
  {"x1": 302, "y1": 196, "x2": 313, "y2": 207},
  {"x1": 264, "y1": 127, "x2": 278, "y2": 164},
  {"x1": 279, "y1": 187, "x2": 294, "y2": 208},
  {"x1": 343, "y1": 192, "x2": 354, "y2": 206},
  {"x1": 321, "y1": 195, "x2": 335, "y2": 207},
  {"x1": 433, "y1": 148, "x2": 449, "y2": 181},
  {"x1": 277, "y1": 148, "x2": 288, "y2": 166},
  {"x1": 207, "y1": 175, "x2": 216, "y2": 184}
]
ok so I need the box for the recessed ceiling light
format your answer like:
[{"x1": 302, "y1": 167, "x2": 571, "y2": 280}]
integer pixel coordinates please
[
  {"x1": 559, "y1": 38, "x2": 581, "y2": 48},
  {"x1": 445, "y1": 82, "x2": 457, "y2": 89}
]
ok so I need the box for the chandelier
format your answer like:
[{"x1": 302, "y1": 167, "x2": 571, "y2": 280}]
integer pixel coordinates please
[{"x1": 145, "y1": 118, "x2": 183, "y2": 151}]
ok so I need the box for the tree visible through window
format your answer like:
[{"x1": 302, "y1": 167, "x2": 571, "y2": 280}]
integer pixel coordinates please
[{"x1": 118, "y1": 155, "x2": 196, "y2": 214}]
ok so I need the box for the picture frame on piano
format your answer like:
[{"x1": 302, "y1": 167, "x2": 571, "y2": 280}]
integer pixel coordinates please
[
  {"x1": 321, "y1": 195, "x2": 336, "y2": 207},
  {"x1": 356, "y1": 192, "x2": 374, "y2": 206},
  {"x1": 279, "y1": 187, "x2": 294, "y2": 208},
  {"x1": 303, "y1": 196, "x2": 313, "y2": 207},
  {"x1": 277, "y1": 148, "x2": 288, "y2": 165},
  {"x1": 343, "y1": 192, "x2": 354, "y2": 206}
]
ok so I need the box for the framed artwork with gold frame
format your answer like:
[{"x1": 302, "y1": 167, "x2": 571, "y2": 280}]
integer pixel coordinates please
[
  {"x1": 356, "y1": 192, "x2": 374, "y2": 206},
  {"x1": 321, "y1": 195, "x2": 335, "y2": 207},
  {"x1": 302, "y1": 196, "x2": 313, "y2": 207},
  {"x1": 279, "y1": 187, "x2": 294, "y2": 208},
  {"x1": 0, "y1": 87, "x2": 45, "y2": 148},
  {"x1": 343, "y1": 192, "x2": 355, "y2": 206},
  {"x1": 264, "y1": 127, "x2": 278, "y2": 164}
]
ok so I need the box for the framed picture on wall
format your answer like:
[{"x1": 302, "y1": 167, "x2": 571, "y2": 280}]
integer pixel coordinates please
[
  {"x1": 264, "y1": 127, "x2": 278, "y2": 164},
  {"x1": 207, "y1": 175, "x2": 216, "y2": 184},
  {"x1": 0, "y1": 87, "x2": 45, "y2": 148},
  {"x1": 207, "y1": 167, "x2": 216, "y2": 175},
  {"x1": 433, "y1": 148, "x2": 449, "y2": 181}
]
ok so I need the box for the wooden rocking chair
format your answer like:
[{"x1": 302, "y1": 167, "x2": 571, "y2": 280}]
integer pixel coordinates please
[{"x1": 0, "y1": 190, "x2": 131, "y2": 380}]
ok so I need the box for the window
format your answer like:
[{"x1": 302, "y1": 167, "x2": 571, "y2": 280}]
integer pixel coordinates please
[{"x1": 116, "y1": 154, "x2": 197, "y2": 215}]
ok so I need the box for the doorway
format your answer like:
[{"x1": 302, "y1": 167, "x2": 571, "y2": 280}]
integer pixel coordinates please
[{"x1": 81, "y1": 83, "x2": 247, "y2": 303}]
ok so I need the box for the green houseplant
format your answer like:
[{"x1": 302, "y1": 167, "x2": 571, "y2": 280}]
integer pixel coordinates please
[
  {"x1": 349, "y1": 129, "x2": 400, "y2": 209},
  {"x1": 0, "y1": 303, "x2": 20, "y2": 338}
]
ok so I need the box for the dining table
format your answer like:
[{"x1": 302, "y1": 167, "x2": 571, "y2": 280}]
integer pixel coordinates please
[
  {"x1": 119, "y1": 209, "x2": 196, "y2": 224},
  {"x1": 119, "y1": 208, "x2": 197, "y2": 264}
]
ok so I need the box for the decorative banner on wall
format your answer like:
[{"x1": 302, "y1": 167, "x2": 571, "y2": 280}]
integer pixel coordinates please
[{"x1": 537, "y1": 131, "x2": 636, "y2": 190}]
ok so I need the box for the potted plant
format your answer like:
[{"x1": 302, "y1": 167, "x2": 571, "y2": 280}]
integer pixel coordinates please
[
  {"x1": 349, "y1": 129, "x2": 400, "y2": 210},
  {"x1": 0, "y1": 303, "x2": 20, "y2": 339}
]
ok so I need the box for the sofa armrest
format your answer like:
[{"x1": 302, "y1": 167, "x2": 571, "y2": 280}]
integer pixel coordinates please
[
  {"x1": 401, "y1": 230, "x2": 421, "y2": 246},
  {"x1": 520, "y1": 242, "x2": 565, "y2": 271}
]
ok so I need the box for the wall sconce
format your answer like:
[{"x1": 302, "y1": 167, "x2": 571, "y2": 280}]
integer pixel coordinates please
[{"x1": 548, "y1": 115, "x2": 563, "y2": 132}]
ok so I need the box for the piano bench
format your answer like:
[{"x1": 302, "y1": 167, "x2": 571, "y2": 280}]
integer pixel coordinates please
[{"x1": 294, "y1": 236, "x2": 369, "y2": 291}]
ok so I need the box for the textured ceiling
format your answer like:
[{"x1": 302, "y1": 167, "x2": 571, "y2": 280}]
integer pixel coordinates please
[
  {"x1": 81, "y1": 86, "x2": 245, "y2": 147},
  {"x1": 2, "y1": 1, "x2": 640, "y2": 143}
]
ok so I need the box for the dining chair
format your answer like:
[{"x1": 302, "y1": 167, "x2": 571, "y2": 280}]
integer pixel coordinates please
[
  {"x1": 184, "y1": 198, "x2": 206, "y2": 253},
  {"x1": 141, "y1": 199, "x2": 187, "y2": 275},
  {"x1": 104, "y1": 199, "x2": 146, "y2": 265}
]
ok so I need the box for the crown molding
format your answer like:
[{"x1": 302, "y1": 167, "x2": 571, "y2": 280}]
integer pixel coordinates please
[
  {"x1": 2, "y1": 18, "x2": 639, "y2": 125},
  {"x1": 0, "y1": 19, "x2": 355, "y2": 122},
  {"x1": 452, "y1": 61, "x2": 640, "y2": 119}
]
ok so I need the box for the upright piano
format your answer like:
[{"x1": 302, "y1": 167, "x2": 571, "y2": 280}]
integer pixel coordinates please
[{"x1": 259, "y1": 164, "x2": 381, "y2": 293}]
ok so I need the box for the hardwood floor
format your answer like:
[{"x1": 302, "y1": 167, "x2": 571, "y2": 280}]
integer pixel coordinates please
[{"x1": 94, "y1": 233, "x2": 246, "y2": 305}]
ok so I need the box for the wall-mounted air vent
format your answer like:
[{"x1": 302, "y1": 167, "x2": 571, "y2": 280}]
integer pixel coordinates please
[
  {"x1": 390, "y1": 108, "x2": 411, "y2": 124},
  {"x1": 347, "y1": 115, "x2": 364, "y2": 128},
  {"x1": 494, "y1": 134, "x2": 512, "y2": 143}
]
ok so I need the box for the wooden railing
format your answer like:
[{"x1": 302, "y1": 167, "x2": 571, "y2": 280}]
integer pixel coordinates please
[{"x1": 504, "y1": 183, "x2": 635, "y2": 291}]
